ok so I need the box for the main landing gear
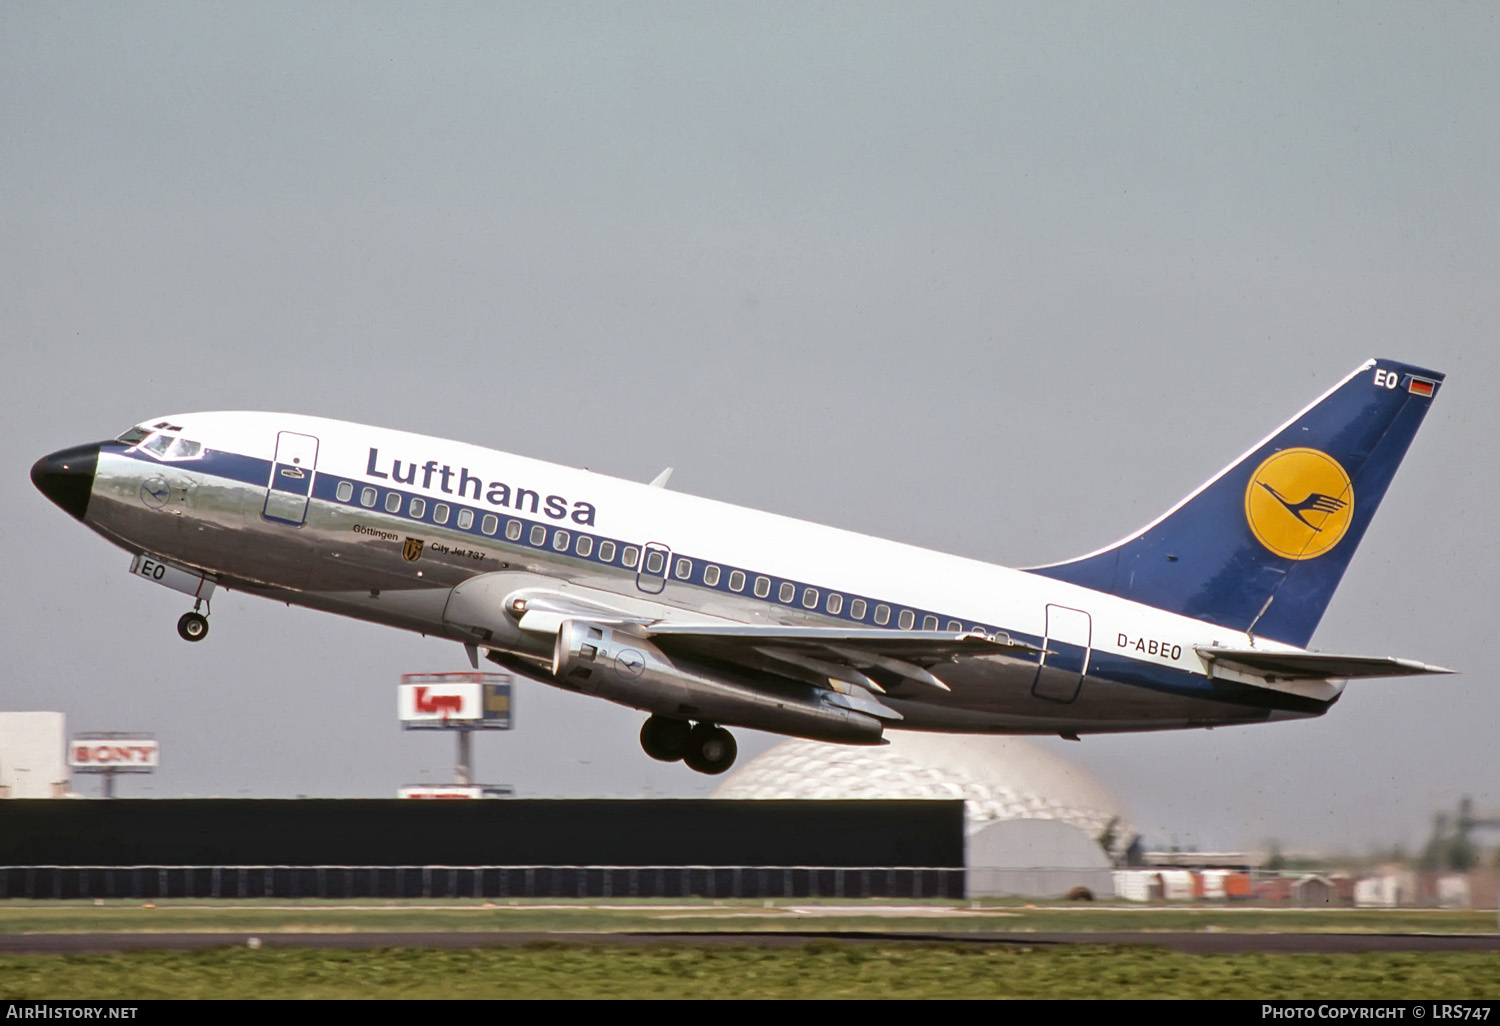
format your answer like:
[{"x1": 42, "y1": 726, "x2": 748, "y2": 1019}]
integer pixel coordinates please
[
  {"x1": 640, "y1": 715, "x2": 738, "y2": 775},
  {"x1": 176, "y1": 598, "x2": 210, "y2": 642}
]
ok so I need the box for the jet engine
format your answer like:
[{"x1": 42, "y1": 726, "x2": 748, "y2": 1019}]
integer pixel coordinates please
[{"x1": 551, "y1": 620, "x2": 886, "y2": 746}]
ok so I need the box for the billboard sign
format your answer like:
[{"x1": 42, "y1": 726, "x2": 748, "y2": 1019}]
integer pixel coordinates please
[
  {"x1": 398, "y1": 785, "x2": 514, "y2": 799},
  {"x1": 398, "y1": 673, "x2": 512, "y2": 729},
  {"x1": 69, "y1": 734, "x2": 159, "y2": 773}
]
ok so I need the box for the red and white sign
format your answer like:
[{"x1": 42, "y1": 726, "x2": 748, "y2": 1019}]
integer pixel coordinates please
[
  {"x1": 398, "y1": 785, "x2": 512, "y2": 799},
  {"x1": 397, "y1": 674, "x2": 511, "y2": 729},
  {"x1": 398, "y1": 681, "x2": 483, "y2": 723},
  {"x1": 69, "y1": 738, "x2": 159, "y2": 772}
]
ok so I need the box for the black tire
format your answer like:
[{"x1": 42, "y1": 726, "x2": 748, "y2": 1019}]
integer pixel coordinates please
[
  {"x1": 639, "y1": 716, "x2": 691, "y2": 762},
  {"x1": 682, "y1": 723, "x2": 737, "y2": 775},
  {"x1": 177, "y1": 612, "x2": 209, "y2": 642}
]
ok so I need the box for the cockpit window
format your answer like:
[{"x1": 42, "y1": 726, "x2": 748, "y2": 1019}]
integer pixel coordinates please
[
  {"x1": 115, "y1": 426, "x2": 152, "y2": 446},
  {"x1": 140, "y1": 434, "x2": 203, "y2": 461}
]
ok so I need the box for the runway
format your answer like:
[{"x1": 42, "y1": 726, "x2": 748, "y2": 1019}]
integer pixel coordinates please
[{"x1": 6, "y1": 930, "x2": 1500, "y2": 956}]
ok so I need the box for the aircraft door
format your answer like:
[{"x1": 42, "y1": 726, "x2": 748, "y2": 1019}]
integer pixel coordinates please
[
  {"x1": 262, "y1": 431, "x2": 320, "y2": 526},
  {"x1": 1032, "y1": 604, "x2": 1092, "y2": 703},
  {"x1": 636, "y1": 542, "x2": 671, "y2": 594}
]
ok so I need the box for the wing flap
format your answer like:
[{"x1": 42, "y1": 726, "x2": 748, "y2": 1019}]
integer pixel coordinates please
[{"x1": 644, "y1": 624, "x2": 1040, "y2": 694}]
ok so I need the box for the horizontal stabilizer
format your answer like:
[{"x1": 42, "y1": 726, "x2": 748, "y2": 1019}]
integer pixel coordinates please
[{"x1": 1197, "y1": 646, "x2": 1455, "y2": 681}]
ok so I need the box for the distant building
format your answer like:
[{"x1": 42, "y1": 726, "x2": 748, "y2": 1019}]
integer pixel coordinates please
[
  {"x1": 711, "y1": 733, "x2": 1136, "y2": 898},
  {"x1": 967, "y1": 818, "x2": 1115, "y2": 898},
  {"x1": 0, "y1": 712, "x2": 68, "y2": 798}
]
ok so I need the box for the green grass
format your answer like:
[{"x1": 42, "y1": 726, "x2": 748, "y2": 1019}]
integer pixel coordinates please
[{"x1": 2, "y1": 943, "x2": 1496, "y2": 999}]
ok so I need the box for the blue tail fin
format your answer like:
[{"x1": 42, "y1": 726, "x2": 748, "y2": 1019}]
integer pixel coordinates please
[{"x1": 1030, "y1": 358, "x2": 1444, "y2": 647}]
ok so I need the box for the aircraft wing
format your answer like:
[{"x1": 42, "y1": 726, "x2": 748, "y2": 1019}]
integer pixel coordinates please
[
  {"x1": 642, "y1": 623, "x2": 1040, "y2": 693},
  {"x1": 494, "y1": 577, "x2": 1042, "y2": 696},
  {"x1": 1196, "y1": 646, "x2": 1455, "y2": 681}
]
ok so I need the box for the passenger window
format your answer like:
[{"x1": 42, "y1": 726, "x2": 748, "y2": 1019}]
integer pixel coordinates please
[
  {"x1": 621, "y1": 545, "x2": 640, "y2": 569},
  {"x1": 336, "y1": 481, "x2": 354, "y2": 502},
  {"x1": 360, "y1": 487, "x2": 377, "y2": 508},
  {"x1": 899, "y1": 610, "x2": 915, "y2": 630},
  {"x1": 754, "y1": 576, "x2": 771, "y2": 598},
  {"x1": 947, "y1": 620, "x2": 962, "y2": 632},
  {"x1": 850, "y1": 599, "x2": 866, "y2": 620},
  {"x1": 674, "y1": 558, "x2": 692, "y2": 580},
  {"x1": 874, "y1": 604, "x2": 890, "y2": 626},
  {"x1": 923, "y1": 615, "x2": 938, "y2": 631},
  {"x1": 384, "y1": 492, "x2": 401, "y2": 513},
  {"x1": 827, "y1": 594, "x2": 843, "y2": 615},
  {"x1": 598, "y1": 540, "x2": 617, "y2": 562},
  {"x1": 576, "y1": 536, "x2": 593, "y2": 557},
  {"x1": 433, "y1": 503, "x2": 450, "y2": 525},
  {"x1": 409, "y1": 497, "x2": 426, "y2": 518},
  {"x1": 529, "y1": 525, "x2": 546, "y2": 545},
  {"x1": 704, "y1": 565, "x2": 720, "y2": 587},
  {"x1": 505, "y1": 520, "x2": 522, "y2": 541},
  {"x1": 645, "y1": 550, "x2": 665, "y2": 574},
  {"x1": 481, "y1": 514, "x2": 498, "y2": 536},
  {"x1": 552, "y1": 530, "x2": 570, "y2": 551},
  {"x1": 802, "y1": 587, "x2": 818, "y2": 609},
  {"x1": 778, "y1": 582, "x2": 795, "y2": 603},
  {"x1": 728, "y1": 570, "x2": 745, "y2": 592},
  {"x1": 456, "y1": 509, "x2": 474, "y2": 530}
]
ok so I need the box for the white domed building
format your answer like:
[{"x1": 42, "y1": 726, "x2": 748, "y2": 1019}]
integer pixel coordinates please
[{"x1": 712, "y1": 733, "x2": 1136, "y2": 898}]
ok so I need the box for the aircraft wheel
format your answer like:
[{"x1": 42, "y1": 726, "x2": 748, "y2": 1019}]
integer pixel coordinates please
[
  {"x1": 177, "y1": 612, "x2": 209, "y2": 642},
  {"x1": 640, "y1": 715, "x2": 691, "y2": 762},
  {"x1": 683, "y1": 723, "x2": 737, "y2": 775}
]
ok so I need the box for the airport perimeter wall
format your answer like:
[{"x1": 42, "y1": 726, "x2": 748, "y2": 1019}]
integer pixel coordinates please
[{"x1": 0, "y1": 799, "x2": 965, "y2": 899}]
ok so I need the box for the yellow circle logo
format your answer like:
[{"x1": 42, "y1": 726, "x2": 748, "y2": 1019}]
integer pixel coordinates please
[{"x1": 1244, "y1": 448, "x2": 1354, "y2": 560}]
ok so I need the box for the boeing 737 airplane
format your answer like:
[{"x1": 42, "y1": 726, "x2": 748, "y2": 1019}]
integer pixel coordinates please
[{"x1": 31, "y1": 358, "x2": 1451, "y2": 774}]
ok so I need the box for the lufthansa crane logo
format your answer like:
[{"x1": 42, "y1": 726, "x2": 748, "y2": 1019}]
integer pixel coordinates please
[
  {"x1": 139, "y1": 477, "x2": 170, "y2": 510},
  {"x1": 1244, "y1": 448, "x2": 1354, "y2": 560}
]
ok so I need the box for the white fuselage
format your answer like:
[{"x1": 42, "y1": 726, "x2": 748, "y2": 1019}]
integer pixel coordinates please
[{"x1": 79, "y1": 411, "x2": 1329, "y2": 736}]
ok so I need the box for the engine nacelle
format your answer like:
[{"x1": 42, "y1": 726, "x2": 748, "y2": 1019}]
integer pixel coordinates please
[{"x1": 552, "y1": 620, "x2": 885, "y2": 744}]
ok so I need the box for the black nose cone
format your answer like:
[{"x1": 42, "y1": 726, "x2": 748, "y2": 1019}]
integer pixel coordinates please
[{"x1": 31, "y1": 443, "x2": 101, "y2": 522}]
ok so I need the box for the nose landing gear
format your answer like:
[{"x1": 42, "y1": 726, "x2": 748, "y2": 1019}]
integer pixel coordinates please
[
  {"x1": 176, "y1": 598, "x2": 210, "y2": 642},
  {"x1": 639, "y1": 715, "x2": 738, "y2": 775}
]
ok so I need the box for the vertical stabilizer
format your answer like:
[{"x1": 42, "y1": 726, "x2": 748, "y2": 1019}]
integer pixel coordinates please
[{"x1": 1029, "y1": 359, "x2": 1444, "y2": 647}]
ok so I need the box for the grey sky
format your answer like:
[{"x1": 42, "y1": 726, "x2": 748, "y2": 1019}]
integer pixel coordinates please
[{"x1": 3, "y1": 4, "x2": 1496, "y2": 852}]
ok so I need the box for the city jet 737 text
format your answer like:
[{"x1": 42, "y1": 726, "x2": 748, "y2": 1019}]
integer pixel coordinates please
[{"x1": 32, "y1": 358, "x2": 1451, "y2": 774}]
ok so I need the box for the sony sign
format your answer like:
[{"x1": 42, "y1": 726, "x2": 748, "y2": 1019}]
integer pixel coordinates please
[{"x1": 69, "y1": 735, "x2": 159, "y2": 773}]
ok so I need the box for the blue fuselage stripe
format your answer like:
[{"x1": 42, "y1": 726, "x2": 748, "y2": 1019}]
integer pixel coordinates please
[{"x1": 106, "y1": 443, "x2": 1326, "y2": 715}]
